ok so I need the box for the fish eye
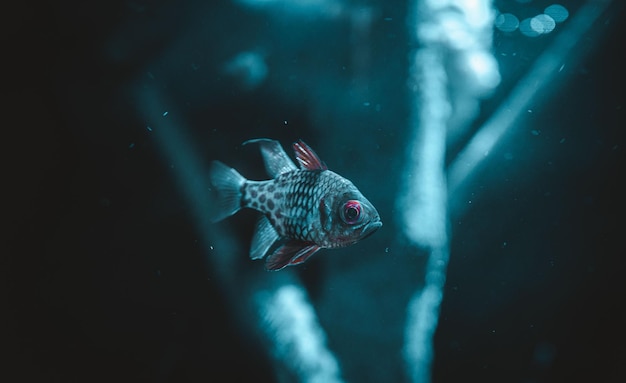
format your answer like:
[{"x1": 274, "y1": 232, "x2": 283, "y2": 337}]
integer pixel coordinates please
[{"x1": 341, "y1": 200, "x2": 362, "y2": 225}]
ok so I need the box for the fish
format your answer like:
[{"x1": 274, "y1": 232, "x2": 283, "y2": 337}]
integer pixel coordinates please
[{"x1": 209, "y1": 138, "x2": 382, "y2": 271}]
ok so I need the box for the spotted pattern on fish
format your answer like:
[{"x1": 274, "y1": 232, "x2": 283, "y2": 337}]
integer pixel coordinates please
[
  {"x1": 242, "y1": 169, "x2": 361, "y2": 248},
  {"x1": 209, "y1": 138, "x2": 382, "y2": 271}
]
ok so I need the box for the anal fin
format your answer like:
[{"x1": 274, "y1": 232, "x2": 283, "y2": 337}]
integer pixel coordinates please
[
  {"x1": 250, "y1": 215, "x2": 280, "y2": 260},
  {"x1": 265, "y1": 241, "x2": 321, "y2": 271}
]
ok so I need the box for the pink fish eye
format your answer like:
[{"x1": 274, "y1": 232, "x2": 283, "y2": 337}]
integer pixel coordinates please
[{"x1": 341, "y1": 200, "x2": 362, "y2": 224}]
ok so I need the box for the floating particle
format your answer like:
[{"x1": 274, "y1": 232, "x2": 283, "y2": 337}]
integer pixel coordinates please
[
  {"x1": 162, "y1": 111, "x2": 169, "y2": 117},
  {"x1": 129, "y1": 142, "x2": 135, "y2": 149},
  {"x1": 146, "y1": 126, "x2": 153, "y2": 132}
]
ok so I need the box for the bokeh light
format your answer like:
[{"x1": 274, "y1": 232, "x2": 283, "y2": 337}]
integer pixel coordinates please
[
  {"x1": 495, "y1": 13, "x2": 520, "y2": 32},
  {"x1": 519, "y1": 17, "x2": 541, "y2": 37},
  {"x1": 498, "y1": 3, "x2": 568, "y2": 37},
  {"x1": 531, "y1": 14, "x2": 556, "y2": 34},
  {"x1": 545, "y1": 4, "x2": 569, "y2": 23}
]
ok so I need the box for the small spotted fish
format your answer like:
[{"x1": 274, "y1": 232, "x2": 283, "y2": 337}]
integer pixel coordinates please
[{"x1": 209, "y1": 138, "x2": 382, "y2": 271}]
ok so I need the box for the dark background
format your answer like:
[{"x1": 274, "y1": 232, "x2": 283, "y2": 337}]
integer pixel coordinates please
[{"x1": 4, "y1": 0, "x2": 625, "y2": 382}]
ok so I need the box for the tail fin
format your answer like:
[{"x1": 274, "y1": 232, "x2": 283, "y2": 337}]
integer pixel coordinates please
[{"x1": 209, "y1": 161, "x2": 246, "y2": 222}]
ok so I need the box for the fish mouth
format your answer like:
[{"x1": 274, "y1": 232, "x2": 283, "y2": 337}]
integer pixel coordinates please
[{"x1": 360, "y1": 220, "x2": 382, "y2": 239}]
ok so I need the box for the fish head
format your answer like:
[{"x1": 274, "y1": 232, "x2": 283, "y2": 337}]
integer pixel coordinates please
[{"x1": 320, "y1": 182, "x2": 382, "y2": 248}]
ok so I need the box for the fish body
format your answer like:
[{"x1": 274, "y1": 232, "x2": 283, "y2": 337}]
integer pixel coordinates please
[{"x1": 210, "y1": 138, "x2": 382, "y2": 271}]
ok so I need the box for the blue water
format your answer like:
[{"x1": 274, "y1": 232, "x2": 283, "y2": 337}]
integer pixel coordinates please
[{"x1": 5, "y1": 0, "x2": 625, "y2": 382}]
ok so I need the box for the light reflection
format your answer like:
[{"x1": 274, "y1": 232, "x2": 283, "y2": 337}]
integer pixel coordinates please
[
  {"x1": 449, "y1": 0, "x2": 613, "y2": 214},
  {"x1": 402, "y1": 1, "x2": 499, "y2": 382},
  {"x1": 498, "y1": 3, "x2": 569, "y2": 37},
  {"x1": 234, "y1": 0, "x2": 343, "y2": 17},
  {"x1": 464, "y1": 50, "x2": 501, "y2": 93},
  {"x1": 255, "y1": 285, "x2": 344, "y2": 383}
]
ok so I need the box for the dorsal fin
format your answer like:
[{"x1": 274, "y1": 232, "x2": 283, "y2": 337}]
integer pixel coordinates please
[
  {"x1": 293, "y1": 140, "x2": 328, "y2": 170},
  {"x1": 244, "y1": 138, "x2": 297, "y2": 178}
]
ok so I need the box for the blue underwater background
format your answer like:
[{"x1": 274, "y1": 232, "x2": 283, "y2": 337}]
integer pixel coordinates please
[{"x1": 4, "y1": 0, "x2": 625, "y2": 382}]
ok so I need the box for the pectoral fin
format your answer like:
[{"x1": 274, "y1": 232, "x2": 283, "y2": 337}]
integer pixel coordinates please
[{"x1": 265, "y1": 241, "x2": 321, "y2": 271}]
